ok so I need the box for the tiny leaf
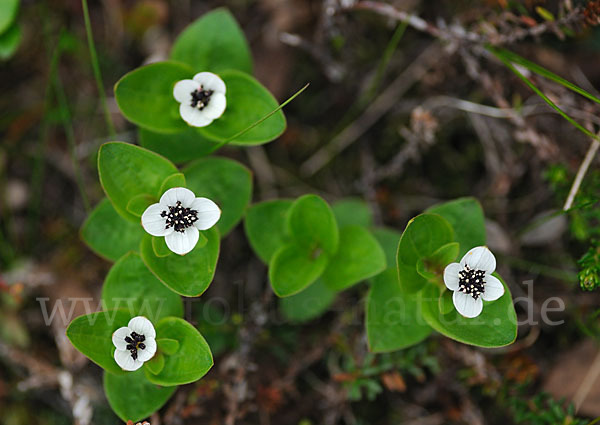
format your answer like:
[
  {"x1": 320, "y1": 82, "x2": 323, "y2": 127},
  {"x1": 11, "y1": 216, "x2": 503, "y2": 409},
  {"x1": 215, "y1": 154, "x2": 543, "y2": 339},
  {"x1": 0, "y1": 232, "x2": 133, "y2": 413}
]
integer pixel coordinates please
[
  {"x1": 126, "y1": 193, "x2": 156, "y2": 217},
  {"x1": 157, "y1": 338, "x2": 180, "y2": 355},
  {"x1": 158, "y1": 173, "x2": 186, "y2": 196}
]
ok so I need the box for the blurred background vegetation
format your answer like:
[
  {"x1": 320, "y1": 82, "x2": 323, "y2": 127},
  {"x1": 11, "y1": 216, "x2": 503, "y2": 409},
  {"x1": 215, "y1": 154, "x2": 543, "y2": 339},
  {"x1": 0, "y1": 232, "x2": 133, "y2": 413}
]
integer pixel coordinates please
[{"x1": 1, "y1": 0, "x2": 600, "y2": 424}]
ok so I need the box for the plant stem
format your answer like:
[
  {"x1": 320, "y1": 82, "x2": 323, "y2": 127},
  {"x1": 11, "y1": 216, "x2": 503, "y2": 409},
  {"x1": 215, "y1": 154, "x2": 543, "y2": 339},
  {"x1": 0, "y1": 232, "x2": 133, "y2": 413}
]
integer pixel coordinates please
[
  {"x1": 81, "y1": 0, "x2": 116, "y2": 138},
  {"x1": 53, "y1": 63, "x2": 91, "y2": 213}
]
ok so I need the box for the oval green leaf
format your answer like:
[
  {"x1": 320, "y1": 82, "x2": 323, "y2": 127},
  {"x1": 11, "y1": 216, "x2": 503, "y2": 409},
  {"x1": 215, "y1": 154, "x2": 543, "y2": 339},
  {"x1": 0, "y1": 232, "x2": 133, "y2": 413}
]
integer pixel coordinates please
[
  {"x1": 269, "y1": 243, "x2": 329, "y2": 297},
  {"x1": 244, "y1": 199, "x2": 293, "y2": 264},
  {"x1": 98, "y1": 142, "x2": 178, "y2": 222},
  {"x1": 101, "y1": 252, "x2": 184, "y2": 321},
  {"x1": 427, "y1": 197, "x2": 486, "y2": 257},
  {"x1": 280, "y1": 278, "x2": 337, "y2": 323},
  {"x1": 322, "y1": 225, "x2": 386, "y2": 291},
  {"x1": 396, "y1": 213, "x2": 454, "y2": 293},
  {"x1": 198, "y1": 70, "x2": 286, "y2": 145},
  {"x1": 114, "y1": 61, "x2": 192, "y2": 133},
  {"x1": 183, "y1": 157, "x2": 253, "y2": 236},
  {"x1": 287, "y1": 194, "x2": 339, "y2": 256},
  {"x1": 0, "y1": 0, "x2": 19, "y2": 34},
  {"x1": 366, "y1": 268, "x2": 432, "y2": 353},
  {"x1": 419, "y1": 277, "x2": 517, "y2": 348},
  {"x1": 140, "y1": 228, "x2": 220, "y2": 297},
  {"x1": 145, "y1": 317, "x2": 213, "y2": 386},
  {"x1": 81, "y1": 198, "x2": 145, "y2": 262},
  {"x1": 139, "y1": 127, "x2": 217, "y2": 163},
  {"x1": 66, "y1": 309, "x2": 133, "y2": 375},
  {"x1": 158, "y1": 173, "x2": 186, "y2": 196},
  {"x1": 332, "y1": 199, "x2": 373, "y2": 228},
  {"x1": 170, "y1": 8, "x2": 252, "y2": 74},
  {"x1": 104, "y1": 369, "x2": 175, "y2": 422}
]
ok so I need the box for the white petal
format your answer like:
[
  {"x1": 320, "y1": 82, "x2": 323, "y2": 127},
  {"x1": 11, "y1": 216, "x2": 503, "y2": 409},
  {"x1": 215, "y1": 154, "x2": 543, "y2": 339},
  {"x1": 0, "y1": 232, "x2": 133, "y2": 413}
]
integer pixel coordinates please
[
  {"x1": 159, "y1": 187, "x2": 196, "y2": 208},
  {"x1": 193, "y1": 72, "x2": 226, "y2": 94},
  {"x1": 173, "y1": 79, "x2": 199, "y2": 103},
  {"x1": 141, "y1": 203, "x2": 173, "y2": 237},
  {"x1": 460, "y1": 246, "x2": 496, "y2": 273},
  {"x1": 191, "y1": 197, "x2": 221, "y2": 230},
  {"x1": 136, "y1": 337, "x2": 157, "y2": 362},
  {"x1": 112, "y1": 327, "x2": 131, "y2": 350},
  {"x1": 482, "y1": 274, "x2": 505, "y2": 301},
  {"x1": 179, "y1": 103, "x2": 214, "y2": 127},
  {"x1": 452, "y1": 291, "x2": 483, "y2": 318},
  {"x1": 127, "y1": 316, "x2": 156, "y2": 339},
  {"x1": 443, "y1": 262, "x2": 461, "y2": 291},
  {"x1": 114, "y1": 349, "x2": 143, "y2": 371},
  {"x1": 165, "y1": 227, "x2": 199, "y2": 255},
  {"x1": 200, "y1": 92, "x2": 226, "y2": 120}
]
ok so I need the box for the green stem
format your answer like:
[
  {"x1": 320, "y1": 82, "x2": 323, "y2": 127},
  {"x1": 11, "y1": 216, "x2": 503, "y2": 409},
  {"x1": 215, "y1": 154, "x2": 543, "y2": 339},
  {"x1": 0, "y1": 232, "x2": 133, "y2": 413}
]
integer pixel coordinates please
[
  {"x1": 53, "y1": 62, "x2": 91, "y2": 213},
  {"x1": 208, "y1": 83, "x2": 310, "y2": 153},
  {"x1": 81, "y1": 0, "x2": 116, "y2": 138}
]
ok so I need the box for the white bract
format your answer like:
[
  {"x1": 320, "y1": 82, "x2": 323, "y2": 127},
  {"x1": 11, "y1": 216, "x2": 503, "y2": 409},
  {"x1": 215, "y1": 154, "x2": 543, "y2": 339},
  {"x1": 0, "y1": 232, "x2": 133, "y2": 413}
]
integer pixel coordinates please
[
  {"x1": 112, "y1": 316, "x2": 157, "y2": 371},
  {"x1": 141, "y1": 187, "x2": 221, "y2": 255},
  {"x1": 443, "y1": 246, "x2": 505, "y2": 318},
  {"x1": 173, "y1": 72, "x2": 226, "y2": 127}
]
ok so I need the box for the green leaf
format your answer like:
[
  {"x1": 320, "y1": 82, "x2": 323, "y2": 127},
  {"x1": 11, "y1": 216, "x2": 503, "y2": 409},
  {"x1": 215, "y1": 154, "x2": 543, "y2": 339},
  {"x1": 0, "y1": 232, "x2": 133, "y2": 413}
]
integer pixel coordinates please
[
  {"x1": 366, "y1": 268, "x2": 432, "y2": 352},
  {"x1": 170, "y1": 8, "x2": 252, "y2": 74},
  {"x1": 183, "y1": 157, "x2": 252, "y2": 236},
  {"x1": 322, "y1": 225, "x2": 386, "y2": 291},
  {"x1": 126, "y1": 193, "x2": 155, "y2": 217},
  {"x1": 0, "y1": 0, "x2": 19, "y2": 34},
  {"x1": 114, "y1": 61, "x2": 192, "y2": 133},
  {"x1": 159, "y1": 173, "x2": 186, "y2": 196},
  {"x1": 157, "y1": 338, "x2": 180, "y2": 355},
  {"x1": 269, "y1": 244, "x2": 329, "y2": 297},
  {"x1": 439, "y1": 290, "x2": 454, "y2": 315},
  {"x1": 416, "y1": 242, "x2": 459, "y2": 280},
  {"x1": 140, "y1": 228, "x2": 220, "y2": 297},
  {"x1": 197, "y1": 70, "x2": 286, "y2": 145},
  {"x1": 287, "y1": 194, "x2": 339, "y2": 256},
  {"x1": 145, "y1": 352, "x2": 165, "y2": 375},
  {"x1": 244, "y1": 199, "x2": 293, "y2": 263},
  {"x1": 145, "y1": 317, "x2": 213, "y2": 386},
  {"x1": 152, "y1": 236, "x2": 172, "y2": 257},
  {"x1": 279, "y1": 278, "x2": 337, "y2": 323},
  {"x1": 427, "y1": 197, "x2": 486, "y2": 257},
  {"x1": 396, "y1": 213, "x2": 454, "y2": 293},
  {"x1": 372, "y1": 227, "x2": 401, "y2": 268},
  {"x1": 332, "y1": 199, "x2": 373, "y2": 228},
  {"x1": 81, "y1": 198, "x2": 145, "y2": 262},
  {"x1": 98, "y1": 142, "x2": 178, "y2": 222},
  {"x1": 139, "y1": 127, "x2": 217, "y2": 163},
  {"x1": 66, "y1": 310, "x2": 132, "y2": 374},
  {"x1": 419, "y1": 276, "x2": 517, "y2": 347},
  {"x1": 0, "y1": 21, "x2": 21, "y2": 60},
  {"x1": 103, "y1": 369, "x2": 175, "y2": 422},
  {"x1": 101, "y1": 252, "x2": 183, "y2": 321}
]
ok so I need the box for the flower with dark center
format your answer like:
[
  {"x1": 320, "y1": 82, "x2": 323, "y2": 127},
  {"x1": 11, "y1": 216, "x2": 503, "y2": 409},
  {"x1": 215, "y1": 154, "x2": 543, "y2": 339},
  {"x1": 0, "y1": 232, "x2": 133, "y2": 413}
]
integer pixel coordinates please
[
  {"x1": 173, "y1": 72, "x2": 226, "y2": 127},
  {"x1": 141, "y1": 187, "x2": 221, "y2": 255},
  {"x1": 443, "y1": 246, "x2": 505, "y2": 318},
  {"x1": 112, "y1": 317, "x2": 157, "y2": 371}
]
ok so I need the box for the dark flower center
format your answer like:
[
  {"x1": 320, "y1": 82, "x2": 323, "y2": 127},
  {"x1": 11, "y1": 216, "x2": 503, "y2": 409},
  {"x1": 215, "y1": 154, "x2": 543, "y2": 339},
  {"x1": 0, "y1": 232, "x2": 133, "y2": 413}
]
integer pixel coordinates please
[
  {"x1": 124, "y1": 331, "x2": 146, "y2": 360},
  {"x1": 458, "y1": 265, "x2": 486, "y2": 300},
  {"x1": 161, "y1": 201, "x2": 199, "y2": 233},
  {"x1": 190, "y1": 86, "x2": 213, "y2": 110}
]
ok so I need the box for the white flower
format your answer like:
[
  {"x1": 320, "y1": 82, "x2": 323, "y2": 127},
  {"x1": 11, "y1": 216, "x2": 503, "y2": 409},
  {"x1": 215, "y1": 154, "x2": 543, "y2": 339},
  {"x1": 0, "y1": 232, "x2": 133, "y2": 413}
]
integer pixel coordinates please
[
  {"x1": 141, "y1": 187, "x2": 221, "y2": 256},
  {"x1": 173, "y1": 72, "x2": 226, "y2": 127},
  {"x1": 443, "y1": 246, "x2": 505, "y2": 318},
  {"x1": 112, "y1": 316, "x2": 157, "y2": 371}
]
